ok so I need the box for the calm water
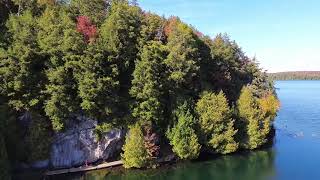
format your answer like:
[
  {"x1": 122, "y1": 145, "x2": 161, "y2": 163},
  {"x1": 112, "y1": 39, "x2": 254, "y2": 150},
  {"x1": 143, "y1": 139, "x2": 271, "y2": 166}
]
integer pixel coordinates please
[{"x1": 52, "y1": 81, "x2": 320, "y2": 180}]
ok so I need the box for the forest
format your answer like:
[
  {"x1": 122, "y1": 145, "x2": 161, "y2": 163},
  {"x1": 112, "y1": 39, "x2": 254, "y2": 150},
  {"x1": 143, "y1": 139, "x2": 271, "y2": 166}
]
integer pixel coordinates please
[
  {"x1": 0, "y1": 0, "x2": 279, "y2": 178},
  {"x1": 268, "y1": 71, "x2": 320, "y2": 80}
]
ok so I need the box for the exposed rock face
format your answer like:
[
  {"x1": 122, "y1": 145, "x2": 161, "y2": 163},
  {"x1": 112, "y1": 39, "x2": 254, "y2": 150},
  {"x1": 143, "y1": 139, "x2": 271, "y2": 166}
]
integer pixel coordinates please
[{"x1": 50, "y1": 117, "x2": 125, "y2": 169}]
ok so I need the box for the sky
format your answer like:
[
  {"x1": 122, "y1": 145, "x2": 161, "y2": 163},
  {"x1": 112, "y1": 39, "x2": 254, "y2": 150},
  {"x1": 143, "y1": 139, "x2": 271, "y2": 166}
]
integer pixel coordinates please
[{"x1": 139, "y1": 0, "x2": 320, "y2": 73}]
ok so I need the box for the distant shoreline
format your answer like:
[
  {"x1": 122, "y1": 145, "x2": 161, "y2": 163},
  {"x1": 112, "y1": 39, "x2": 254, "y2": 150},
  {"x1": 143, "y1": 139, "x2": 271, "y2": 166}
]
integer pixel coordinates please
[{"x1": 268, "y1": 71, "x2": 320, "y2": 80}]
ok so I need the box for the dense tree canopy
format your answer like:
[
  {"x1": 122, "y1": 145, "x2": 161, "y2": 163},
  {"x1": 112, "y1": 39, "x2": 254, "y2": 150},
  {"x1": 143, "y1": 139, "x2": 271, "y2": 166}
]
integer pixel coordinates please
[{"x1": 0, "y1": 0, "x2": 279, "y2": 171}]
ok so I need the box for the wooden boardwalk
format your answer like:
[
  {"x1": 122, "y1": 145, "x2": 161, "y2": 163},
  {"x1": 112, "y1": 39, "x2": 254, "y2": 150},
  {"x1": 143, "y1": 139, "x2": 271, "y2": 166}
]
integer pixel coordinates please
[{"x1": 45, "y1": 160, "x2": 123, "y2": 176}]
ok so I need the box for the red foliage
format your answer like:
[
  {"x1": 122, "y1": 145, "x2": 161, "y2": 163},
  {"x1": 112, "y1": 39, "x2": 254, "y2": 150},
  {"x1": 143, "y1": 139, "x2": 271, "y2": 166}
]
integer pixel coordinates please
[
  {"x1": 76, "y1": 16, "x2": 97, "y2": 43},
  {"x1": 143, "y1": 125, "x2": 160, "y2": 158},
  {"x1": 194, "y1": 30, "x2": 204, "y2": 38}
]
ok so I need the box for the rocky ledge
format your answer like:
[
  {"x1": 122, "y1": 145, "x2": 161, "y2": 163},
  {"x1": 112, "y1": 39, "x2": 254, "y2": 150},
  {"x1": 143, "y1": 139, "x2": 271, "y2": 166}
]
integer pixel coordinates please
[{"x1": 30, "y1": 117, "x2": 125, "y2": 169}]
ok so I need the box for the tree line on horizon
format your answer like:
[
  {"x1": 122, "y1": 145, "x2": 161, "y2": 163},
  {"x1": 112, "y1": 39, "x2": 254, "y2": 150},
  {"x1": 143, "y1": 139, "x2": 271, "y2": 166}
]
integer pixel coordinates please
[
  {"x1": 268, "y1": 71, "x2": 320, "y2": 80},
  {"x1": 0, "y1": 0, "x2": 280, "y2": 176}
]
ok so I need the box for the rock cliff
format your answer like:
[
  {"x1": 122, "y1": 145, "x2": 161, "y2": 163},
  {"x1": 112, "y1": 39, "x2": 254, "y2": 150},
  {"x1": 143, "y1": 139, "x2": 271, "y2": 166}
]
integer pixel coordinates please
[{"x1": 49, "y1": 117, "x2": 125, "y2": 169}]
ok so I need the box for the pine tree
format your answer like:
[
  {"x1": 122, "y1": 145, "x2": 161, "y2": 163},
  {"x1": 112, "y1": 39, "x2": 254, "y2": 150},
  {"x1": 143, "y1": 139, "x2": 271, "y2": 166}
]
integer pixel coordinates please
[
  {"x1": 122, "y1": 123, "x2": 149, "y2": 168},
  {"x1": 196, "y1": 91, "x2": 238, "y2": 154},
  {"x1": 166, "y1": 102, "x2": 201, "y2": 160}
]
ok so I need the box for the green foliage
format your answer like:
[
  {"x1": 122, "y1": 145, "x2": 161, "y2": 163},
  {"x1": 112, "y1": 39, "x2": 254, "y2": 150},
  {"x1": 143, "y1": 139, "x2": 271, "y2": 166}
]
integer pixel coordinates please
[
  {"x1": 246, "y1": 60, "x2": 275, "y2": 98},
  {"x1": 0, "y1": 0, "x2": 279, "y2": 168},
  {"x1": 0, "y1": 11, "x2": 46, "y2": 112},
  {"x1": 208, "y1": 34, "x2": 252, "y2": 102},
  {"x1": 165, "y1": 21, "x2": 200, "y2": 92},
  {"x1": 100, "y1": 0, "x2": 142, "y2": 122},
  {"x1": 38, "y1": 7, "x2": 84, "y2": 131},
  {"x1": 70, "y1": 0, "x2": 109, "y2": 25},
  {"x1": 236, "y1": 86, "x2": 279, "y2": 150},
  {"x1": 237, "y1": 86, "x2": 262, "y2": 149},
  {"x1": 122, "y1": 123, "x2": 149, "y2": 168},
  {"x1": 94, "y1": 122, "x2": 113, "y2": 140},
  {"x1": 139, "y1": 13, "x2": 164, "y2": 47},
  {"x1": 74, "y1": 42, "x2": 120, "y2": 122},
  {"x1": 130, "y1": 41, "x2": 167, "y2": 128},
  {"x1": 196, "y1": 91, "x2": 238, "y2": 154},
  {"x1": 100, "y1": 0, "x2": 142, "y2": 78},
  {"x1": 166, "y1": 102, "x2": 201, "y2": 160}
]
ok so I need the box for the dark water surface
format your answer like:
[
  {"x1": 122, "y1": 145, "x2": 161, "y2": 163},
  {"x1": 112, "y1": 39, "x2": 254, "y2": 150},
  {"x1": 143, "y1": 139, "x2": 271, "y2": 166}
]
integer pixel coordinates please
[{"x1": 51, "y1": 81, "x2": 320, "y2": 180}]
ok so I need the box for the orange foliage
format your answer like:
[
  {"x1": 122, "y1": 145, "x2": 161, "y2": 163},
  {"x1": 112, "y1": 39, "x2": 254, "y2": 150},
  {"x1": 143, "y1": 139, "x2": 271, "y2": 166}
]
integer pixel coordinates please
[{"x1": 164, "y1": 16, "x2": 179, "y2": 37}]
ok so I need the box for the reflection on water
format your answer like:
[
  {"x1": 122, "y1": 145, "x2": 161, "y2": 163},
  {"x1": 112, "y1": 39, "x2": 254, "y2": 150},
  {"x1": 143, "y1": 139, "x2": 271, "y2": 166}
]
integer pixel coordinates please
[
  {"x1": 50, "y1": 148, "x2": 275, "y2": 180},
  {"x1": 108, "y1": 150, "x2": 275, "y2": 180}
]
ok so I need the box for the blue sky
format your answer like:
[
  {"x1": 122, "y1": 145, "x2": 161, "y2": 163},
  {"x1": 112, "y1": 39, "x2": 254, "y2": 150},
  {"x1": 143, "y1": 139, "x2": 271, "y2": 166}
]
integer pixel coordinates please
[{"x1": 139, "y1": 0, "x2": 320, "y2": 72}]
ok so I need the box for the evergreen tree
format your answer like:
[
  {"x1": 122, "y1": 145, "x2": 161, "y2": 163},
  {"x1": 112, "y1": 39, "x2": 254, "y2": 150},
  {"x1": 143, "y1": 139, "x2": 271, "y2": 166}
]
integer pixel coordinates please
[
  {"x1": 100, "y1": 0, "x2": 142, "y2": 120},
  {"x1": 196, "y1": 91, "x2": 238, "y2": 154},
  {"x1": 70, "y1": 0, "x2": 109, "y2": 26},
  {"x1": 237, "y1": 86, "x2": 266, "y2": 149},
  {"x1": 130, "y1": 41, "x2": 167, "y2": 128},
  {"x1": 0, "y1": 0, "x2": 280, "y2": 169},
  {"x1": 209, "y1": 34, "x2": 252, "y2": 102},
  {"x1": 0, "y1": 11, "x2": 46, "y2": 113},
  {"x1": 139, "y1": 13, "x2": 165, "y2": 47},
  {"x1": 165, "y1": 21, "x2": 200, "y2": 95},
  {"x1": 37, "y1": 7, "x2": 84, "y2": 131},
  {"x1": 122, "y1": 123, "x2": 149, "y2": 168},
  {"x1": 74, "y1": 41, "x2": 120, "y2": 123},
  {"x1": 258, "y1": 92, "x2": 280, "y2": 137},
  {"x1": 166, "y1": 102, "x2": 201, "y2": 160}
]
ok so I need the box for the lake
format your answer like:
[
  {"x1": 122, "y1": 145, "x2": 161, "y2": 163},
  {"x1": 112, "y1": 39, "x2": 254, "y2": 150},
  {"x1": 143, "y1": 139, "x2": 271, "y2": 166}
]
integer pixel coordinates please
[{"x1": 50, "y1": 81, "x2": 320, "y2": 180}]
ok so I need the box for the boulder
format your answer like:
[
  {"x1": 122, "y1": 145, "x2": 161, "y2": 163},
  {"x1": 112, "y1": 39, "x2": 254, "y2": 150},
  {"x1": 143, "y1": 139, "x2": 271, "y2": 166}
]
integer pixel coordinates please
[{"x1": 50, "y1": 117, "x2": 125, "y2": 169}]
